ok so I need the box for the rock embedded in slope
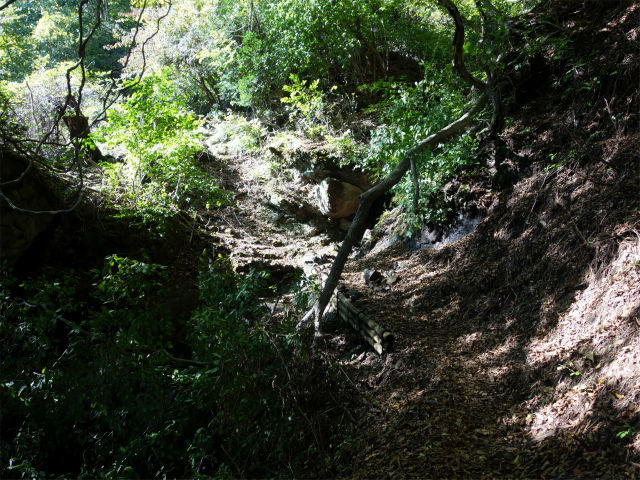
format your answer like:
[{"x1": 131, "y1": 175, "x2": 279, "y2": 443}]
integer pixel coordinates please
[
  {"x1": 363, "y1": 268, "x2": 399, "y2": 291},
  {"x1": 316, "y1": 177, "x2": 363, "y2": 218}
]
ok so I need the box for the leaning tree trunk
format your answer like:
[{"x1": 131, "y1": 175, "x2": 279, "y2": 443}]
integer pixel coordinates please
[
  {"x1": 303, "y1": 94, "x2": 488, "y2": 344},
  {"x1": 301, "y1": 0, "x2": 503, "y2": 346}
]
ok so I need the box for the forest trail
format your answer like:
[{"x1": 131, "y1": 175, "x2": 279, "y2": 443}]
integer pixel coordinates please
[
  {"x1": 201, "y1": 2, "x2": 640, "y2": 475},
  {"x1": 218, "y1": 144, "x2": 639, "y2": 477}
]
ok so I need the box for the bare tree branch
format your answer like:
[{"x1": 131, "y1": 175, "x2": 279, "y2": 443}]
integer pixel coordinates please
[
  {"x1": 95, "y1": 0, "x2": 173, "y2": 124},
  {"x1": 0, "y1": 1, "x2": 103, "y2": 213},
  {"x1": 407, "y1": 0, "x2": 502, "y2": 219},
  {"x1": 439, "y1": 0, "x2": 505, "y2": 136},
  {"x1": 438, "y1": 0, "x2": 488, "y2": 92},
  {"x1": 0, "y1": 151, "x2": 84, "y2": 214},
  {"x1": 476, "y1": 0, "x2": 490, "y2": 43}
]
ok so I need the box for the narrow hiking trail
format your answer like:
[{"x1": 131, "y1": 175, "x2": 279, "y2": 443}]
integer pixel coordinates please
[
  {"x1": 182, "y1": 2, "x2": 640, "y2": 477},
  {"x1": 334, "y1": 202, "x2": 639, "y2": 478},
  {"x1": 196, "y1": 150, "x2": 345, "y2": 286},
  {"x1": 205, "y1": 130, "x2": 639, "y2": 478}
]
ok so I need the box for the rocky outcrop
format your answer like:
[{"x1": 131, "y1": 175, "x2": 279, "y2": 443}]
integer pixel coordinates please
[
  {"x1": 0, "y1": 149, "x2": 57, "y2": 268},
  {"x1": 267, "y1": 188, "x2": 323, "y2": 223},
  {"x1": 316, "y1": 177, "x2": 363, "y2": 218},
  {"x1": 271, "y1": 142, "x2": 374, "y2": 187}
]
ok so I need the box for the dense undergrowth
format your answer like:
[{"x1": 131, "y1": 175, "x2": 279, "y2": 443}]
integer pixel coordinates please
[{"x1": 1, "y1": 252, "x2": 340, "y2": 477}]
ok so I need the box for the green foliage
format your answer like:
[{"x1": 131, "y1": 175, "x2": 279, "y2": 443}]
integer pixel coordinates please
[
  {"x1": 124, "y1": 0, "x2": 451, "y2": 109},
  {"x1": 356, "y1": 72, "x2": 479, "y2": 226},
  {"x1": 1, "y1": 256, "x2": 170, "y2": 478},
  {"x1": 281, "y1": 74, "x2": 337, "y2": 137},
  {"x1": 616, "y1": 424, "x2": 636, "y2": 440},
  {"x1": 0, "y1": 0, "x2": 135, "y2": 82},
  {"x1": 207, "y1": 112, "x2": 266, "y2": 157},
  {"x1": 0, "y1": 85, "x2": 27, "y2": 147},
  {"x1": 97, "y1": 67, "x2": 230, "y2": 227},
  {"x1": 1, "y1": 253, "x2": 306, "y2": 478},
  {"x1": 115, "y1": 0, "x2": 242, "y2": 111},
  {"x1": 288, "y1": 270, "x2": 321, "y2": 314},
  {"x1": 0, "y1": 5, "x2": 35, "y2": 81},
  {"x1": 0, "y1": 0, "x2": 547, "y2": 475},
  {"x1": 255, "y1": 0, "x2": 441, "y2": 83}
]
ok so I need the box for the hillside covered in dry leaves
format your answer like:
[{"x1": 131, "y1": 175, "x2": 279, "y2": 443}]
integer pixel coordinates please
[{"x1": 308, "y1": 1, "x2": 640, "y2": 477}]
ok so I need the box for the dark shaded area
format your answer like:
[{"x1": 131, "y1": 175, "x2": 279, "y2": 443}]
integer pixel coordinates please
[
  {"x1": 365, "y1": 192, "x2": 394, "y2": 231},
  {"x1": 0, "y1": 149, "x2": 57, "y2": 268}
]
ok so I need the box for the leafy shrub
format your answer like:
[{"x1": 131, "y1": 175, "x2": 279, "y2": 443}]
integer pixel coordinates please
[
  {"x1": 0, "y1": 256, "x2": 170, "y2": 478},
  {"x1": 0, "y1": 85, "x2": 27, "y2": 149},
  {"x1": 206, "y1": 112, "x2": 266, "y2": 157},
  {"x1": 281, "y1": 74, "x2": 336, "y2": 137},
  {"x1": 0, "y1": 253, "x2": 310, "y2": 478},
  {"x1": 97, "y1": 67, "x2": 230, "y2": 227},
  {"x1": 354, "y1": 72, "x2": 479, "y2": 228}
]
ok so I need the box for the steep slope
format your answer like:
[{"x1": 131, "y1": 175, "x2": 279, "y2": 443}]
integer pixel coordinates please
[{"x1": 315, "y1": 1, "x2": 640, "y2": 477}]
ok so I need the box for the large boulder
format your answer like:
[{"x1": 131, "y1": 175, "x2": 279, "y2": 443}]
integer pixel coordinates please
[{"x1": 316, "y1": 177, "x2": 363, "y2": 218}]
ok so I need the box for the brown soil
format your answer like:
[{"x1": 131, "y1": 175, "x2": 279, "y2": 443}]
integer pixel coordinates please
[{"x1": 209, "y1": 1, "x2": 640, "y2": 477}]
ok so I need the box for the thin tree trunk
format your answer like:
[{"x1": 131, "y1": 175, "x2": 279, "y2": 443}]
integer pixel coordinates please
[
  {"x1": 304, "y1": 93, "x2": 488, "y2": 344},
  {"x1": 196, "y1": 73, "x2": 222, "y2": 109},
  {"x1": 410, "y1": 158, "x2": 419, "y2": 214},
  {"x1": 302, "y1": 0, "x2": 502, "y2": 345}
]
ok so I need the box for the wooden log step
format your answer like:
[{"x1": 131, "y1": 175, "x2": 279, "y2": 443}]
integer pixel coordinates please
[
  {"x1": 358, "y1": 313, "x2": 386, "y2": 337},
  {"x1": 335, "y1": 291, "x2": 394, "y2": 355},
  {"x1": 338, "y1": 293, "x2": 360, "y2": 314},
  {"x1": 359, "y1": 328, "x2": 383, "y2": 355},
  {"x1": 338, "y1": 308, "x2": 359, "y2": 331}
]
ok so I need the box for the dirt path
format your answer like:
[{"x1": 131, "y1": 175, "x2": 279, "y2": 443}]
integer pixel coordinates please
[
  {"x1": 195, "y1": 3, "x2": 640, "y2": 474},
  {"x1": 198, "y1": 153, "x2": 337, "y2": 274},
  {"x1": 206, "y1": 135, "x2": 639, "y2": 478},
  {"x1": 320, "y1": 163, "x2": 639, "y2": 478}
]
